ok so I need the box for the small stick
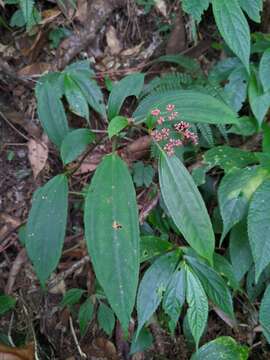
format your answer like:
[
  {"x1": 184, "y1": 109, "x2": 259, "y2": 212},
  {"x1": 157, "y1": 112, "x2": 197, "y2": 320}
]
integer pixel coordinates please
[
  {"x1": 48, "y1": 255, "x2": 90, "y2": 291},
  {"x1": 69, "y1": 316, "x2": 87, "y2": 359},
  {"x1": 0, "y1": 110, "x2": 30, "y2": 141}
]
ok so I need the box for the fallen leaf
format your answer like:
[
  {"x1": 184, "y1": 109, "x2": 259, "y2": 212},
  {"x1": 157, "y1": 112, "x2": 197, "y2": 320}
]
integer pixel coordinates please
[
  {"x1": 28, "y1": 135, "x2": 48, "y2": 178},
  {"x1": 74, "y1": 0, "x2": 88, "y2": 23},
  {"x1": 106, "y1": 26, "x2": 122, "y2": 55},
  {"x1": 18, "y1": 63, "x2": 51, "y2": 77},
  {"x1": 40, "y1": 8, "x2": 61, "y2": 25},
  {"x1": 121, "y1": 43, "x2": 143, "y2": 57},
  {"x1": 154, "y1": 0, "x2": 167, "y2": 17},
  {"x1": 0, "y1": 343, "x2": 34, "y2": 360}
]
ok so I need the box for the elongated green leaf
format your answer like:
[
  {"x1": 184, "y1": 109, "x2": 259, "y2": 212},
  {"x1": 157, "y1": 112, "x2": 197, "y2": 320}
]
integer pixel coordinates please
[
  {"x1": 259, "y1": 48, "x2": 270, "y2": 93},
  {"x1": 36, "y1": 81, "x2": 69, "y2": 148},
  {"x1": 60, "y1": 288, "x2": 85, "y2": 308},
  {"x1": 238, "y1": 0, "x2": 262, "y2": 23},
  {"x1": 98, "y1": 303, "x2": 115, "y2": 336},
  {"x1": 19, "y1": 0, "x2": 33, "y2": 24},
  {"x1": 229, "y1": 222, "x2": 253, "y2": 282},
  {"x1": 133, "y1": 90, "x2": 238, "y2": 124},
  {"x1": 78, "y1": 298, "x2": 94, "y2": 336},
  {"x1": 108, "y1": 116, "x2": 128, "y2": 138},
  {"x1": 249, "y1": 69, "x2": 270, "y2": 126},
  {"x1": 159, "y1": 153, "x2": 214, "y2": 263},
  {"x1": 186, "y1": 268, "x2": 208, "y2": 349},
  {"x1": 130, "y1": 327, "x2": 153, "y2": 354},
  {"x1": 26, "y1": 174, "x2": 68, "y2": 286},
  {"x1": 136, "y1": 251, "x2": 180, "y2": 335},
  {"x1": 204, "y1": 146, "x2": 258, "y2": 173},
  {"x1": 212, "y1": 0, "x2": 250, "y2": 72},
  {"x1": 60, "y1": 128, "x2": 95, "y2": 165},
  {"x1": 0, "y1": 295, "x2": 16, "y2": 315},
  {"x1": 181, "y1": 0, "x2": 210, "y2": 22},
  {"x1": 191, "y1": 336, "x2": 249, "y2": 360},
  {"x1": 64, "y1": 74, "x2": 89, "y2": 121},
  {"x1": 108, "y1": 73, "x2": 144, "y2": 120},
  {"x1": 84, "y1": 154, "x2": 140, "y2": 331},
  {"x1": 186, "y1": 256, "x2": 234, "y2": 318},
  {"x1": 66, "y1": 66, "x2": 106, "y2": 118},
  {"x1": 259, "y1": 284, "x2": 270, "y2": 344},
  {"x1": 140, "y1": 236, "x2": 173, "y2": 263},
  {"x1": 224, "y1": 66, "x2": 248, "y2": 112},
  {"x1": 162, "y1": 268, "x2": 186, "y2": 333},
  {"x1": 218, "y1": 167, "x2": 267, "y2": 240},
  {"x1": 248, "y1": 179, "x2": 270, "y2": 282},
  {"x1": 213, "y1": 254, "x2": 240, "y2": 291}
]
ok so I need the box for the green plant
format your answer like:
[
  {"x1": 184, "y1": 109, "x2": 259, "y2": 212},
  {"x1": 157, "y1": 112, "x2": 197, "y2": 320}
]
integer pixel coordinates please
[{"x1": 21, "y1": 1, "x2": 270, "y2": 357}]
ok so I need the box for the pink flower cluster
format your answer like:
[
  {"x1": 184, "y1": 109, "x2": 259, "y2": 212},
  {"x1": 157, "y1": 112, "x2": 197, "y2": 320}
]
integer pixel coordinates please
[
  {"x1": 150, "y1": 104, "x2": 198, "y2": 156},
  {"x1": 174, "y1": 121, "x2": 198, "y2": 145},
  {"x1": 164, "y1": 139, "x2": 182, "y2": 156},
  {"x1": 151, "y1": 128, "x2": 170, "y2": 141}
]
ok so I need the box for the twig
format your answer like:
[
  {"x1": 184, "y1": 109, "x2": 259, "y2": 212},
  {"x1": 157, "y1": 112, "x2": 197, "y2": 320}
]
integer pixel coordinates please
[
  {"x1": 69, "y1": 316, "x2": 87, "y2": 359},
  {"x1": 48, "y1": 255, "x2": 90, "y2": 291},
  {"x1": 67, "y1": 134, "x2": 107, "y2": 177},
  {"x1": 139, "y1": 192, "x2": 159, "y2": 224},
  {"x1": 5, "y1": 249, "x2": 27, "y2": 294},
  {"x1": 7, "y1": 312, "x2": 15, "y2": 347},
  {"x1": 0, "y1": 110, "x2": 30, "y2": 141}
]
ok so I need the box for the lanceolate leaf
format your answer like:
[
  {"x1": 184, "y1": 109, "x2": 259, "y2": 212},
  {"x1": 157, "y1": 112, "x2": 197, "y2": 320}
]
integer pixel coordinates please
[
  {"x1": 36, "y1": 81, "x2": 69, "y2": 148},
  {"x1": 19, "y1": 0, "x2": 33, "y2": 24},
  {"x1": 191, "y1": 336, "x2": 249, "y2": 360},
  {"x1": 64, "y1": 74, "x2": 89, "y2": 121},
  {"x1": 136, "y1": 251, "x2": 180, "y2": 335},
  {"x1": 60, "y1": 128, "x2": 95, "y2": 165},
  {"x1": 212, "y1": 0, "x2": 250, "y2": 72},
  {"x1": 229, "y1": 221, "x2": 253, "y2": 282},
  {"x1": 259, "y1": 48, "x2": 270, "y2": 93},
  {"x1": 248, "y1": 179, "x2": 270, "y2": 282},
  {"x1": 133, "y1": 90, "x2": 238, "y2": 124},
  {"x1": 218, "y1": 167, "x2": 267, "y2": 240},
  {"x1": 186, "y1": 256, "x2": 234, "y2": 318},
  {"x1": 186, "y1": 268, "x2": 208, "y2": 349},
  {"x1": 181, "y1": 0, "x2": 210, "y2": 22},
  {"x1": 26, "y1": 175, "x2": 68, "y2": 286},
  {"x1": 159, "y1": 153, "x2": 214, "y2": 264},
  {"x1": 108, "y1": 116, "x2": 129, "y2": 138},
  {"x1": 259, "y1": 284, "x2": 270, "y2": 344},
  {"x1": 238, "y1": 0, "x2": 263, "y2": 23},
  {"x1": 65, "y1": 63, "x2": 106, "y2": 119},
  {"x1": 108, "y1": 73, "x2": 145, "y2": 120},
  {"x1": 84, "y1": 154, "x2": 140, "y2": 332},
  {"x1": 248, "y1": 69, "x2": 270, "y2": 126},
  {"x1": 162, "y1": 268, "x2": 186, "y2": 333}
]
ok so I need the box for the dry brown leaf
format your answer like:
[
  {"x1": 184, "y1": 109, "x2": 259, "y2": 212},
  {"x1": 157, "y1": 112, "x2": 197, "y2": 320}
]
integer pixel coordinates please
[
  {"x1": 18, "y1": 63, "x2": 51, "y2": 77},
  {"x1": 28, "y1": 136, "x2": 48, "y2": 178},
  {"x1": 0, "y1": 343, "x2": 34, "y2": 360},
  {"x1": 40, "y1": 8, "x2": 61, "y2": 25},
  {"x1": 154, "y1": 0, "x2": 167, "y2": 17},
  {"x1": 106, "y1": 26, "x2": 122, "y2": 55},
  {"x1": 121, "y1": 42, "x2": 143, "y2": 57},
  {"x1": 74, "y1": 0, "x2": 88, "y2": 23},
  {"x1": 0, "y1": 0, "x2": 5, "y2": 8}
]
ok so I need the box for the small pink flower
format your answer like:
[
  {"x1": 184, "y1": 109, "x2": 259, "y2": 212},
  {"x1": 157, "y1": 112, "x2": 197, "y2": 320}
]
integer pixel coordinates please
[
  {"x1": 157, "y1": 116, "x2": 165, "y2": 125},
  {"x1": 174, "y1": 121, "x2": 190, "y2": 133},
  {"x1": 164, "y1": 143, "x2": 175, "y2": 156},
  {"x1": 166, "y1": 104, "x2": 175, "y2": 112},
  {"x1": 151, "y1": 109, "x2": 161, "y2": 116},
  {"x1": 151, "y1": 128, "x2": 170, "y2": 142},
  {"x1": 161, "y1": 127, "x2": 170, "y2": 139}
]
